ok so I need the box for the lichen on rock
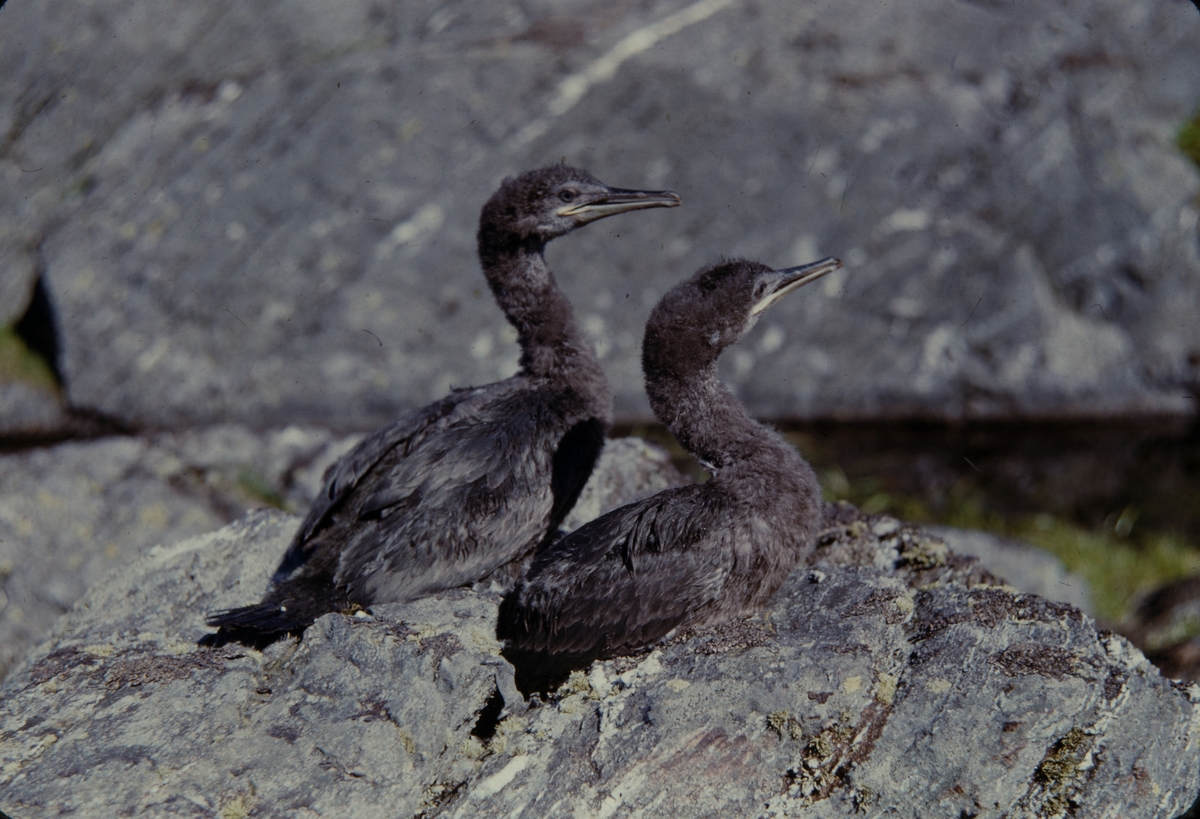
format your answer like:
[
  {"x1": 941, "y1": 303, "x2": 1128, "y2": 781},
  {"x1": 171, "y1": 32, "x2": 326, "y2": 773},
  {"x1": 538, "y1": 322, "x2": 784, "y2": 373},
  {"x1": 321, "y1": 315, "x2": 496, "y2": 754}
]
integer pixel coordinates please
[{"x1": 2, "y1": 495, "x2": 1197, "y2": 818}]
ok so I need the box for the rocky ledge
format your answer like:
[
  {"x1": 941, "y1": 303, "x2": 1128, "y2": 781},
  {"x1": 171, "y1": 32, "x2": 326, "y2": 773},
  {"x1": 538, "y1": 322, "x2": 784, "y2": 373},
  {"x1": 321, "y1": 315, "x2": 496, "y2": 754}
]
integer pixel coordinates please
[{"x1": 2, "y1": 498, "x2": 1196, "y2": 818}]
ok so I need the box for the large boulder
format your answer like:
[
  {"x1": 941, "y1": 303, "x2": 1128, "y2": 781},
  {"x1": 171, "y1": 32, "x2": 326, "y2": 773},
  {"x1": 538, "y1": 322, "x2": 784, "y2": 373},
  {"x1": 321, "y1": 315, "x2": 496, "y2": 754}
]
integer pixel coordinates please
[
  {"x1": 2, "y1": 502, "x2": 1196, "y2": 817},
  {"x1": 1, "y1": 0, "x2": 1197, "y2": 429}
]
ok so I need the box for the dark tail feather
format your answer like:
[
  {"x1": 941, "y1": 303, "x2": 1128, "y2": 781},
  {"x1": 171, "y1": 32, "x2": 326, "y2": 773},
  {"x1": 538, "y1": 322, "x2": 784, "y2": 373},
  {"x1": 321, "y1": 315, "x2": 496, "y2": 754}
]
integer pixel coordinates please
[
  {"x1": 202, "y1": 579, "x2": 346, "y2": 648},
  {"x1": 205, "y1": 603, "x2": 312, "y2": 634}
]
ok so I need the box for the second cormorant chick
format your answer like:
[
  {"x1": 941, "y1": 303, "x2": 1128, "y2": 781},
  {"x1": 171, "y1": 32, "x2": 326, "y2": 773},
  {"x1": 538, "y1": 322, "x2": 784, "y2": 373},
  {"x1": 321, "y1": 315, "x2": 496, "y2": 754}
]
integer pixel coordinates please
[
  {"x1": 206, "y1": 166, "x2": 680, "y2": 639},
  {"x1": 498, "y1": 256, "x2": 842, "y2": 686}
]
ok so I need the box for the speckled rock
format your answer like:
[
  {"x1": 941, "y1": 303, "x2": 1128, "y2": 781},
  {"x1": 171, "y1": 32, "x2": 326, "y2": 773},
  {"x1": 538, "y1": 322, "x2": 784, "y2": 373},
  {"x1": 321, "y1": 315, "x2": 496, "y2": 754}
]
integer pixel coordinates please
[
  {"x1": 2, "y1": 502, "x2": 1196, "y2": 818},
  {"x1": 0, "y1": 511, "x2": 502, "y2": 818},
  {"x1": 0, "y1": 435, "x2": 223, "y2": 683},
  {"x1": 1, "y1": 0, "x2": 1197, "y2": 429},
  {"x1": 0, "y1": 425, "x2": 357, "y2": 682}
]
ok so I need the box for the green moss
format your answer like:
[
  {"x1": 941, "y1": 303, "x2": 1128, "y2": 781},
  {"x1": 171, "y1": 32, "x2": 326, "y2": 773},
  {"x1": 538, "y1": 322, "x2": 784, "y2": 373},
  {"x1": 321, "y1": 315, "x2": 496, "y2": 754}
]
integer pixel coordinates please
[
  {"x1": 1178, "y1": 109, "x2": 1200, "y2": 171},
  {"x1": 806, "y1": 731, "x2": 834, "y2": 759},
  {"x1": 1034, "y1": 728, "x2": 1088, "y2": 817},
  {"x1": 559, "y1": 670, "x2": 591, "y2": 697},
  {"x1": 396, "y1": 728, "x2": 417, "y2": 755},
  {"x1": 236, "y1": 469, "x2": 287, "y2": 511},
  {"x1": 1036, "y1": 728, "x2": 1086, "y2": 785},
  {"x1": 0, "y1": 324, "x2": 58, "y2": 391},
  {"x1": 218, "y1": 794, "x2": 254, "y2": 819},
  {"x1": 896, "y1": 535, "x2": 948, "y2": 571},
  {"x1": 852, "y1": 786, "x2": 879, "y2": 812},
  {"x1": 1017, "y1": 520, "x2": 1200, "y2": 623}
]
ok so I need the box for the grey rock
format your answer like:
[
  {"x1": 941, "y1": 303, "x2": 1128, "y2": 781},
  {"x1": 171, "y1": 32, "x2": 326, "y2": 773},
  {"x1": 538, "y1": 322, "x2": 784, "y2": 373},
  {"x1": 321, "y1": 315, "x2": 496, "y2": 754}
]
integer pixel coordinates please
[
  {"x1": 2, "y1": 503, "x2": 1197, "y2": 817},
  {"x1": 0, "y1": 435, "x2": 223, "y2": 683},
  {"x1": 156, "y1": 424, "x2": 363, "y2": 515},
  {"x1": 0, "y1": 511, "x2": 502, "y2": 818},
  {"x1": 0, "y1": 426, "x2": 358, "y2": 682},
  {"x1": 0, "y1": 253, "x2": 37, "y2": 329},
  {"x1": 2, "y1": 0, "x2": 1197, "y2": 429},
  {"x1": 930, "y1": 525, "x2": 1093, "y2": 615}
]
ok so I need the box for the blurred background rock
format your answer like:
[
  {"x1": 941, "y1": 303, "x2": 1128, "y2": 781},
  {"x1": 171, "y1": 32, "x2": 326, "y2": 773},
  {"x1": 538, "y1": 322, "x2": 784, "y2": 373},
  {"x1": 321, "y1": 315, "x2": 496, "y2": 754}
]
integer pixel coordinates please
[{"x1": 1, "y1": 0, "x2": 1199, "y2": 679}]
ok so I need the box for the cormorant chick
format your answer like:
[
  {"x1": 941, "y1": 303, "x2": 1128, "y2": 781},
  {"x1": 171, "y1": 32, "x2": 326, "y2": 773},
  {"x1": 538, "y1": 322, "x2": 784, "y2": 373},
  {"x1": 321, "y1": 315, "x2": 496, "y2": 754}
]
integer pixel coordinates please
[
  {"x1": 498, "y1": 256, "x2": 842, "y2": 691},
  {"x1": 206, "y1": 166, "x2": 680, "y2": 639}
]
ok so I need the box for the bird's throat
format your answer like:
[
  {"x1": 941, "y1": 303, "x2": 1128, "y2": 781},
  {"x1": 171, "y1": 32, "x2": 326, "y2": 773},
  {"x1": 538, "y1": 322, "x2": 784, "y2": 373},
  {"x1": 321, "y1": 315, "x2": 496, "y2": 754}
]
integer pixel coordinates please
[{"x1": 480, "y1": 241, "x2": 608, "y2": 406}]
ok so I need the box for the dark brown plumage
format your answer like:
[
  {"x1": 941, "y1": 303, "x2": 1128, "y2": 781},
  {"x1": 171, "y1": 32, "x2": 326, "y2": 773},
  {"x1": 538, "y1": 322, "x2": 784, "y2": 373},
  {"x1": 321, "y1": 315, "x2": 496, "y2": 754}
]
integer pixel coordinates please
[
  {"x1": 205, "y1": 166, "x2": 680, "y2": 639},
  {"x1": 498, "y1": 256, "x2": 842, "y2": 690}
]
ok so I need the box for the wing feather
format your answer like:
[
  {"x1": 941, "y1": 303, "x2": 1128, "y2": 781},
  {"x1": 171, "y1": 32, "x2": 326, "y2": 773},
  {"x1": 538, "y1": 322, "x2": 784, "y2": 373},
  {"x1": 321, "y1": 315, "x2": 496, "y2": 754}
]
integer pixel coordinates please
[
  {"x1": 276, "y1": 385, "x2": 500, "y2": 581},
  {"x1": 500, "y1": 487, "x2": 732, "y2": 657},
  {"x1": 326, "y1": 385, "x2": 599, "y2": 600}
]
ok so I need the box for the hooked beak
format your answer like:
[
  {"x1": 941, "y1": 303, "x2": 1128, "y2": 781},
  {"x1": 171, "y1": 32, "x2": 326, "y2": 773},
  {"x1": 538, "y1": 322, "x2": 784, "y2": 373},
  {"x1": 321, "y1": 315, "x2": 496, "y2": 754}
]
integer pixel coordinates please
[
  {"x1": 750, "y1": 257, "x2": 843, "y2": 316},
  {"x1": 556, "y1": 186, "x2": 682, "y2": 224}
]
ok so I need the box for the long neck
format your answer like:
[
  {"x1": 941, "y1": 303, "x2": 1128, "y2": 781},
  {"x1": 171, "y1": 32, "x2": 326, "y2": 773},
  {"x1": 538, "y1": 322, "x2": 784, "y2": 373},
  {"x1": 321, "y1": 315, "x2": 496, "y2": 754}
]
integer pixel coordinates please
[
  {"x1": 646, "y1": 362, "x2": 798, "y2": 474},
  {"x1": 478, "y1": 229, "x2": 611, "y2": 418}
]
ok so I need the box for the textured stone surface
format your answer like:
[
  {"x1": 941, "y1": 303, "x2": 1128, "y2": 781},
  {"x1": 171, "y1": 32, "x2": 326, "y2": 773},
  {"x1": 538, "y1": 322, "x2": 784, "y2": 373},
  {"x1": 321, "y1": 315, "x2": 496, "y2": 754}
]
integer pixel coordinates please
[
  {"x1": 2, "y1": 502, "x2": 1197, "y2": 817},
  {"x1": 0, "y1": 426, "x2": 357, "y2": 682},
  {"x1": 931, "y1": 525, "x2": 1093, "y2": 615},
  {"x1": 0, "y1": 511, "x2": 503, "y2": 818},
  {"x1": 1, "y1": 0, "x2": 1197, "y2": 429}
]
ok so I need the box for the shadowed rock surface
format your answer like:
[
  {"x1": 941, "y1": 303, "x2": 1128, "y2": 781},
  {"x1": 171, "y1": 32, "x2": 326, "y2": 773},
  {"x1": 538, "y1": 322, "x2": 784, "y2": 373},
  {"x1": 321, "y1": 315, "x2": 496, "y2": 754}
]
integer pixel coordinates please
[
  {"x1": 2, "y1": 501, "x2": 1196, "y2": 818},
  {"x1": 1, "y1": 0, "x2": 1197, "y2": 430},
  {"x1": 0, "y1": 382, "x2": 69, "y2": 439}
]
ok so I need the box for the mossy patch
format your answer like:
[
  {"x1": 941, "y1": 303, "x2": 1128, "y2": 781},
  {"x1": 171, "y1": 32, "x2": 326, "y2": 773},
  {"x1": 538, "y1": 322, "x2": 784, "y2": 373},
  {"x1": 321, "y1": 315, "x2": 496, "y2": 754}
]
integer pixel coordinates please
[
  {"x1": 236, "y1": 469, "x2": 288, "y2": 511},
  {"x1": 218, "y1": 793, "x2": 255, "y2": 819},
  {"x1": 1034, "y1": 728, "x2": 1089, "y2": 817},
  {"x1": 559, "y1": 670, "x2": 591, "y2": 697},
  {"x1": 0, "y1": 324, "x2": 58, "y2": 392},
  {"x1": 807, "y1": 731, "x2": 834, "y2": 759},
  {"x1": 1178, "y1": 109, "x2": 1200, "y2": 171},
  {"x1": 61, "y1": 174, "x2": 96, "y2": 200}
]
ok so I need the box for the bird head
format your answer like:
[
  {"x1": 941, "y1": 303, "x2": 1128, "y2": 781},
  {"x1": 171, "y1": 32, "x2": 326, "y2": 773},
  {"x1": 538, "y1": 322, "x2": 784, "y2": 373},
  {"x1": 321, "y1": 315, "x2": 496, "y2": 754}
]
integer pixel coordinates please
[
  {"x1": 481, "y1": 165, "x2": 681, "y2": 243},
  {"x1": 644, "y1": 257, "x2": 843, "y2": 375}
]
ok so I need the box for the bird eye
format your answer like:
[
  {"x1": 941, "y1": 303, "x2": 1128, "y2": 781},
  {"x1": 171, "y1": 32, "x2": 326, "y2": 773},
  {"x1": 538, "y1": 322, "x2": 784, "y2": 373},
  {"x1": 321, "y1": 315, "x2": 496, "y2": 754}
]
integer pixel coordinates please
[{"x1": 558, "y1": 190, "x2": 576, "y2": 203}]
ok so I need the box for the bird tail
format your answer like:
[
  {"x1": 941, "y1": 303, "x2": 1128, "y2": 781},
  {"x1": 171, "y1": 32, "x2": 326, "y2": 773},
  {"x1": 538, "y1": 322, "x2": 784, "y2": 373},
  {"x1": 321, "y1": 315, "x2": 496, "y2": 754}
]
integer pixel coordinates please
[{"x1": 205, "y1": 603, "x2": 311, "y2": 635}]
